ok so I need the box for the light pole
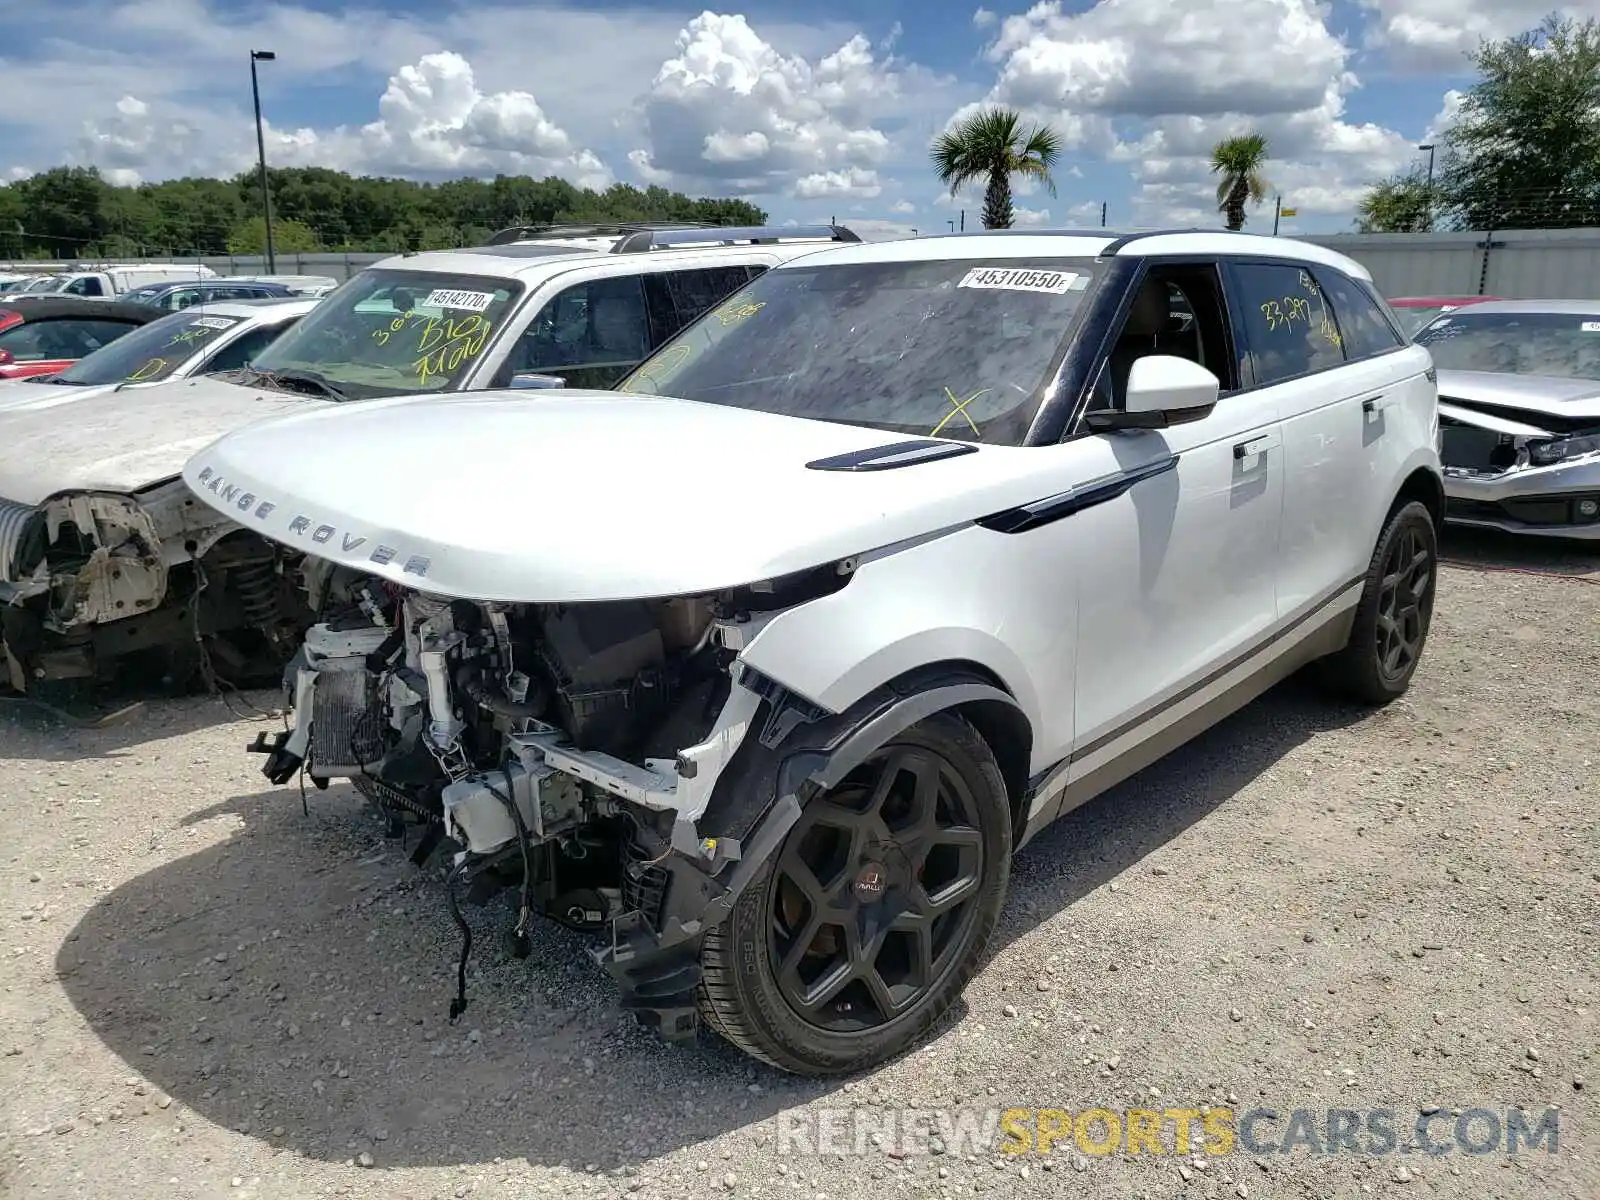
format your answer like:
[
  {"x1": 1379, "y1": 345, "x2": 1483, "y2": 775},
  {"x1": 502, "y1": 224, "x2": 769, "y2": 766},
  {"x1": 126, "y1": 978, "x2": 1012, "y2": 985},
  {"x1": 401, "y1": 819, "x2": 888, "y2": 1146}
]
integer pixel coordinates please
[
  {"x1": 251, "y1": 49, "x2": 277, "y2": 272},
  {"x1": 1418, "y1": 142, "x2": 1436, "y2": 231}
]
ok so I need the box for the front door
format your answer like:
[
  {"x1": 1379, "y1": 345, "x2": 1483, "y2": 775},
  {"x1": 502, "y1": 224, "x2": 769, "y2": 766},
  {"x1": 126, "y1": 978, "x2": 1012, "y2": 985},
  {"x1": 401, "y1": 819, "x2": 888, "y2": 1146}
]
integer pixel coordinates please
[{"x1": 1065, "y1": 261, "x2": 1285, "y2": 789}]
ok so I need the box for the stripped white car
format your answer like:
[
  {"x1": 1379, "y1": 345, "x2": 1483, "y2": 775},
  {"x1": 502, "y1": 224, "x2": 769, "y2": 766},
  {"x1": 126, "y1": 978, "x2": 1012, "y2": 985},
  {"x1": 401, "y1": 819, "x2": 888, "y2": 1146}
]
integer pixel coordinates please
[
  {"x1": 182, "y1": 229, "x2": 1443, "y2": 1075},
  {"x1": 1416, "y1": 299, "x2": 1600, "y2": 539}
]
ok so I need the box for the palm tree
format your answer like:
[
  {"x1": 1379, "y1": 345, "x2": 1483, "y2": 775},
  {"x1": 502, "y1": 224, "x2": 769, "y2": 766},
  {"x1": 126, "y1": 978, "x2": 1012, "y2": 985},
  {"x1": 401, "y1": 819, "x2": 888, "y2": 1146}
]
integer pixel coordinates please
[
  {"x1": 1211, "y1": 133, "x2": 1272, "y2": 231},
  {"x1": 931, "y1": 108, "x2": 1063, "y2": 229}
]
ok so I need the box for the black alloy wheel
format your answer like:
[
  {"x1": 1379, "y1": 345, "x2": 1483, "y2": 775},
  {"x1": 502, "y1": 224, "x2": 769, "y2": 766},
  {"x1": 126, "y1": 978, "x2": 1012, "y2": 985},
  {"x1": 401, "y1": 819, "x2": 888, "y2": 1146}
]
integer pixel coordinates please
[
  {"x1": 697, "y1": 711, "x2": 1011, "y2": 1074},
  {"x1": 1374, "y1": 521, "x2": 1433, "y2": 683},
  {"x1": 1320, "y1": 498, "x2": 1438, "y2": 704},
  {"x1": 768, "y1": 743, "x2": 986, "y2": 1032}
]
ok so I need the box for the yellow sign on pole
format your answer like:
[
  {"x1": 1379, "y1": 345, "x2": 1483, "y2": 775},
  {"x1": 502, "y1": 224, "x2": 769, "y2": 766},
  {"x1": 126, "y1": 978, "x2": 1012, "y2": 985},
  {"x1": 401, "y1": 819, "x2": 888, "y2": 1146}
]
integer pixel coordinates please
[{"x1": 1279, "y1": 207, "x2": 1298, "y2": 217}]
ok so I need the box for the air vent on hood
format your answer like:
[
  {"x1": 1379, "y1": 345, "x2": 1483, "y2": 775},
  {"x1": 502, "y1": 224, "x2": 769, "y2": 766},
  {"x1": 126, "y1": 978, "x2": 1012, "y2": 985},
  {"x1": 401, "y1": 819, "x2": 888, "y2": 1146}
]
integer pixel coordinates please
[{"x1": 805, "y1": 439, "x2": 978, "y2": 472}]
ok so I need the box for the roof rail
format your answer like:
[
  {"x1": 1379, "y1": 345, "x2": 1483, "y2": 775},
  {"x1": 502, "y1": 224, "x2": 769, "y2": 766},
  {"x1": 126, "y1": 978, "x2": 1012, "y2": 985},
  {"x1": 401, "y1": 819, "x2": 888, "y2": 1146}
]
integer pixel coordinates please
[
  {"x1": 610, "y1": 224, "x2": 862, "y2": 253},
  {"x1": 483, "y1": 221, "x2": 718, "y2": 246}
]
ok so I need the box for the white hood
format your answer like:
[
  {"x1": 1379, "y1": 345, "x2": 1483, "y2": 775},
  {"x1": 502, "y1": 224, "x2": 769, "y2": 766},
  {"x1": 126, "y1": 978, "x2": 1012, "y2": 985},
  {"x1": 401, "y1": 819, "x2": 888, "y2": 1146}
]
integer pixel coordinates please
[
  {"x1": 1435, "y1": 369, "x2": 1600, "y2": 421},
  {"x1": 0, "y1": 375, "x2": 325, "y2": 505},
  {"x1": 0, "y1": 377, "x2": 138, "y2": 415},
  {"x1": 181, "y1": 389, "x2": 1065, "y2": 603}
]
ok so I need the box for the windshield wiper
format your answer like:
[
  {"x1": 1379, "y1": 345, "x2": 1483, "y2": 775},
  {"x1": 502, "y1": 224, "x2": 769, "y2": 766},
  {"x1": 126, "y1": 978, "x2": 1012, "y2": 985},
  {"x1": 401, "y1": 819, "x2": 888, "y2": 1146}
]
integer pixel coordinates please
[
  {"x1": 247, "y1": 366, "x2": 353, "y2": 403},
  {"x1": 42, "y1": 376, "x2": 89, "y2": 386}
]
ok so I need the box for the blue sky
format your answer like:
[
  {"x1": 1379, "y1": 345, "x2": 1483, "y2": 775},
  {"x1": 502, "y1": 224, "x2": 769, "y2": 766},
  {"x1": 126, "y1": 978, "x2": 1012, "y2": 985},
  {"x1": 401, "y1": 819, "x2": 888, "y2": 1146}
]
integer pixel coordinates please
[{"x1": 0, "y1": 0, "x2": 1567, "y2": 235}]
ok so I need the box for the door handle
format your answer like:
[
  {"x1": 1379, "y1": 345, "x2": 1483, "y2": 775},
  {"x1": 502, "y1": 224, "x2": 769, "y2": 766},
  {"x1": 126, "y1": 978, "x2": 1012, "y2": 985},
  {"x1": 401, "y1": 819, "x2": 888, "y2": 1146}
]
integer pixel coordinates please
[
  {"x1": 1233, "y1": 433, "x2": 1280, "y2": 459},
  {"x1": 1362, "y1": 393, "x2": 1393, "y2": 414}
]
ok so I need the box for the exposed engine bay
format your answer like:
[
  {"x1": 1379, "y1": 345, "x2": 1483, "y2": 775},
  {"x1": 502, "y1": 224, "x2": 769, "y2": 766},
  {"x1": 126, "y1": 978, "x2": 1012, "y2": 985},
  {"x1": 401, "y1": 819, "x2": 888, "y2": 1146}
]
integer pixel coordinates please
[
  {"x1": 0, "y1": 480, "x2": 310, "y2": 700},
  {"x1": 250, "y1": 562, "x2": 850, "y2": 1029}
]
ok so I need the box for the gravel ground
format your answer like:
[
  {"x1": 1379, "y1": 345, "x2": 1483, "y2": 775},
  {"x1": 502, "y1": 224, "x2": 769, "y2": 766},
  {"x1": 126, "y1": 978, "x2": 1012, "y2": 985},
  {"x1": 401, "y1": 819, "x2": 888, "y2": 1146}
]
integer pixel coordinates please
[{"x1": 0, "y1": 529, "x2": 1596, "y2": 1200}]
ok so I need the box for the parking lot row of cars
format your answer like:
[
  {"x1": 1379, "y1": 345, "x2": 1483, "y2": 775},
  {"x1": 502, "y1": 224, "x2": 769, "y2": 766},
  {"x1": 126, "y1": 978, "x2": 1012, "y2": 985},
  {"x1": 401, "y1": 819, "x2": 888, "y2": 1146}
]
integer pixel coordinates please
[{"x1": 0, "y1": 222, "x2": 1595, "y2": 1076}]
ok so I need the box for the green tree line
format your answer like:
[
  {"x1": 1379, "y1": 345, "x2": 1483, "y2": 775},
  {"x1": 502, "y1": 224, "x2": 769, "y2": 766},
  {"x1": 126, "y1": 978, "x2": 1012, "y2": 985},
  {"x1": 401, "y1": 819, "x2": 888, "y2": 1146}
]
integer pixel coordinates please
[
  {"x1": 1358, "y1": 15, "x2": 1600, "y2": 232},
  {"x1": 0, "y1": 166, "x2": 769, "y2": 260}
]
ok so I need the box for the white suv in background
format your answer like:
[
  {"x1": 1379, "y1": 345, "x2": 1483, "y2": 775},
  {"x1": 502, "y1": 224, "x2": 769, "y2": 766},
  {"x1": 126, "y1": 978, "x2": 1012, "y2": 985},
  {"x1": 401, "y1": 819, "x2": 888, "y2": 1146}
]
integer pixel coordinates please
[
  {"x1": 0, "y1": 223, "x2": 856, "y2": 702},
  {"x1": 183, "y1": 228, "x2": 1443, "y2": 1075}
]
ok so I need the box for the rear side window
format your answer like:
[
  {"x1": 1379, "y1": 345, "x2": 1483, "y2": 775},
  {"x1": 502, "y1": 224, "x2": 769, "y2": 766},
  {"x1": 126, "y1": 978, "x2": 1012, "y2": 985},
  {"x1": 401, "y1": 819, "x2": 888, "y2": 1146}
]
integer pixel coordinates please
[
  {"x1": 200, "y1": 320, "x2": 298, "y2": 373},
  {"x1": 0, "y1": 317, "x2": 138, "y2": 361},
  {"x1": 643, "y1": 266, "x2": 762, "y2": 344},
  {"x1": 1230, "y1": 262, "x2": 1345, "y2": 386},
  {"x1": 1314, "y1": 269, "x2": 1405, "y2": 361}
]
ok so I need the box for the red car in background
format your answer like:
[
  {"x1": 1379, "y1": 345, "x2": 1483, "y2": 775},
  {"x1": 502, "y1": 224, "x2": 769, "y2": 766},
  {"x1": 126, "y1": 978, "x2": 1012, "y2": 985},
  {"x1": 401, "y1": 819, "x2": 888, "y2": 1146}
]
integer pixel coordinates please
[
  {"x1": 0, "y1": 297, "x2": 162, "y2": 381},
  {"x1": 1388, "y1": 294, "x2": 1504, "y2": 336}
]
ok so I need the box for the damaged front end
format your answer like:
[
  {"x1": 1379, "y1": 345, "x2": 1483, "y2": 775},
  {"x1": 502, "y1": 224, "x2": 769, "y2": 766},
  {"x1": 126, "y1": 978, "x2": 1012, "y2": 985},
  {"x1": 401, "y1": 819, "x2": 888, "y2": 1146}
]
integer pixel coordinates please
[
  {"x1": 251, "y1": 564, "x2": 852, "y2": 1037},
  {"x1": 1439, "y1": 401, "x2": 1600, "y2": 538},
  {"x1": 0, "y1": 480, "x2": 311, "y2": 697}
]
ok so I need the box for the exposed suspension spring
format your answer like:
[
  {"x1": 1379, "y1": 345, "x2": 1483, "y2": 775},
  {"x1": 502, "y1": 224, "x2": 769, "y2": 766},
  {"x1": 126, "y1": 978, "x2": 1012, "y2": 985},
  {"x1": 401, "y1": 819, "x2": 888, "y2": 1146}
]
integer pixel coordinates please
[{"x1": 231, "y1": 559, "x2": 282, "y2": 632}]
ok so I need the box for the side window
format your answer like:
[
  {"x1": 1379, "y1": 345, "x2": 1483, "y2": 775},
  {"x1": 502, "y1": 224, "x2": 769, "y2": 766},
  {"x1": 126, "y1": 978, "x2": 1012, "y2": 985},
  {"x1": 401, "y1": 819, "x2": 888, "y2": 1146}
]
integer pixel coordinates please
[
  {"x1": 496, "y1": 276, "x2": 651, "y2": 389},
  {"x1": 1229, "y1": 263, "x2": 1346, "y2": 387},
  {"x1": 1313, "y1": 269, "x2": 1405, "y2": 360},
  {"x1": 643, "y1": 266, "x2": 760, "y2": 345},
  {"x1": 201, "y1": 321, "x2": 296, "y2": 373},
  {"x1": 1099, "y1": 262, "x2": 1238, "y2": 411},
  {"x1": 0, "y1": 318, "x2": 135, "y2": 360},
  {"x1": 168, "y1": 288, "x2": 202, "y2": 310},
  {"x1": 66, "y1": 276, "x2": 104, "y2": 297}
]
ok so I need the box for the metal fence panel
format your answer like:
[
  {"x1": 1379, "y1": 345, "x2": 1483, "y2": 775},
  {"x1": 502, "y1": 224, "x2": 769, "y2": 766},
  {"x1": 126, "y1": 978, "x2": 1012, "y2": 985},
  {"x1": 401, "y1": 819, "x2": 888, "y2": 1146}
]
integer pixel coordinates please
[{"x1": 9, "y1": 228, "x2": 1600, "y2": 300}]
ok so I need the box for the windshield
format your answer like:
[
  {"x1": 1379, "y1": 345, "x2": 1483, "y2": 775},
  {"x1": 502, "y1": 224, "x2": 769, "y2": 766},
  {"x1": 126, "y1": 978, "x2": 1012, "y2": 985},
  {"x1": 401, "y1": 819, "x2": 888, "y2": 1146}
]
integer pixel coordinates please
[
  {"x1": 22, "y1": 276, "x2": 63, "y2": 293},
  {"x1": 1414, "y1": 310, "x2": 1600, "y2": 380},
  {"x1": 617, "y1": 257, "x2": 1097, "y2": 444},
  {"x1": 248, "y1": 267, "x2": 522, "y2": 399},
  {"x1": 49, "y1": 310, "x2": 242, "y2": 385},
  {"x1": 1393, "y1": 304, "x2": 1461, "y2": 335}
]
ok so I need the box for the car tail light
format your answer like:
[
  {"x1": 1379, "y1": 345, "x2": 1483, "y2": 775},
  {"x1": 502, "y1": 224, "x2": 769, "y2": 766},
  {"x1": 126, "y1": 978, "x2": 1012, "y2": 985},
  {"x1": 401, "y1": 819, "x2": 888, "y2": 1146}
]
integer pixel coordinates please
[{"x1": 0, "y1": 348, "x2": 13, "y2": 366}]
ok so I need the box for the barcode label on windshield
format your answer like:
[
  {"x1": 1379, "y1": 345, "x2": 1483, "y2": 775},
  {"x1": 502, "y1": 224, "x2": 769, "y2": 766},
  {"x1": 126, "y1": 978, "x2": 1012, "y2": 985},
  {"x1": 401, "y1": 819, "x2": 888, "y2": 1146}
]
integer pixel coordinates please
[
  {"x1": 1581, "y1": 321, "x2": 1600, "y2": 332},
  {"x1": 958, "y1": 267, "x2": 1077, "y2": 295},
  {"x1": 422, "y1": 289, "x2": 496, "y2": 312},
  {"x1": 189, "y1": 316, "x2": 234, "y2": 330}
]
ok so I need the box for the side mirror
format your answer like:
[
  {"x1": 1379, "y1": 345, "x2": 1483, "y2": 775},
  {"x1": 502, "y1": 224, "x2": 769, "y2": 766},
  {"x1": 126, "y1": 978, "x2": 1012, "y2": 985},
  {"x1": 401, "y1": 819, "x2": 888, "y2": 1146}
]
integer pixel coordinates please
[
  {"x1": 509, "y1": 372, "x2": 566, "y2": 390},
  {"x1": 1086, "y1": 355, "x2": 1220, "y2": 431}
]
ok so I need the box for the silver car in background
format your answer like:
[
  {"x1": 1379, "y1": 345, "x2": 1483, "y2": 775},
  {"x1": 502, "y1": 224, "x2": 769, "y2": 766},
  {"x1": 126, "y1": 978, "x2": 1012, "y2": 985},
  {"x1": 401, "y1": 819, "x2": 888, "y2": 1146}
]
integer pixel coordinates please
[{"x1": 1415, "y1": 300, "x2": 1600, "y2": 540}]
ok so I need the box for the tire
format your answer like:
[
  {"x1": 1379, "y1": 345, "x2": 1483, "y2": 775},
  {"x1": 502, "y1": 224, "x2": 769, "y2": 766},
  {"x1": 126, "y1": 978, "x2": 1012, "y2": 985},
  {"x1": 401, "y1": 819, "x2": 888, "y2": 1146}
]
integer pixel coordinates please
[
  {"x1": 697, "y1": 711, "x2": 1011, "y2": 1075},
  {"x1": 1319, "y1": 499, "x2": 1438, "y2": 704}
]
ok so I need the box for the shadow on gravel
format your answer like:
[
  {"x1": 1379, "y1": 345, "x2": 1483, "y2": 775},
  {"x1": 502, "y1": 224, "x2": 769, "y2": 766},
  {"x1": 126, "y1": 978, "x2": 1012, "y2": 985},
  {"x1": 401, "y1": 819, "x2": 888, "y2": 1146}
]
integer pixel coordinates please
[
  {"x1": 1441, "y1": 525, "x2": 1600, "y2": 574},
  {"x1": 996, "y1": 672, "x2": 1372, "y2": 955},
  {"x1": 0, "y1": 689, "x2": 280, "y2": 764},
  {"x1": 55, "y1": 674, "x2": 1371, "y2": 1170}
]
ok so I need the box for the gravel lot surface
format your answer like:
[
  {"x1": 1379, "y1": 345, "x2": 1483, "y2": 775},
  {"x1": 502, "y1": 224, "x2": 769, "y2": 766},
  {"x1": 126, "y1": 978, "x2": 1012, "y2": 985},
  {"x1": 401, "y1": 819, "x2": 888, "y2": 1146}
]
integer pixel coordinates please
[{"x1": 1, "y1": 530, "x2": 1595, "y2": 1200}]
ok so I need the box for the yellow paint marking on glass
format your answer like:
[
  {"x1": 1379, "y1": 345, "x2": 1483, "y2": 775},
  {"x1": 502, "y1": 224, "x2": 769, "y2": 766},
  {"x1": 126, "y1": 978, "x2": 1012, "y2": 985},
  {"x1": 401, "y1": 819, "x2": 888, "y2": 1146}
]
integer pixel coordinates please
[
  {"x1": 932, "y1": 386, "x2": 988, "y2": 436},
  {"x1": 714, "y1": 300, "x2": 765, "y2": 327},
  {"x1": 125, "y1": 357, "x2": 168, "y2": 382},
  {"x1": 409, "y1": 314, "x2": 493, "y2": 387},
  {"x1": 164, "y1": 328, "x2": 210, "y2": 349},
  {"x1": 620, "y1": 342, "x2": 693, "y2": 393}
]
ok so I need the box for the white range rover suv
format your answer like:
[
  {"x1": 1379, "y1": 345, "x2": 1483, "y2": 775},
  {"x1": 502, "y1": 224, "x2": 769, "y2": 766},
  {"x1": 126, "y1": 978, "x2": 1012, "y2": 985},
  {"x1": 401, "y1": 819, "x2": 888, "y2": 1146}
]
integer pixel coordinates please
[
  {"x1": 0, "y1": 223, "x2": 852, "y2": 702},
  {"x1": 181, "y1": 228, "x2": 1443, "y2": 1075}
]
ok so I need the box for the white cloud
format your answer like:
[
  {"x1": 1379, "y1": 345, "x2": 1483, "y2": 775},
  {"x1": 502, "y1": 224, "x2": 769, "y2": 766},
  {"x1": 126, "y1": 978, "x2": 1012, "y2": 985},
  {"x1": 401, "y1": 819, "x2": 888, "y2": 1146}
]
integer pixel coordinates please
[
  {"x1": 628, "y1": 12, "x2": 909, "y2": 198},
  {"x1": 65, "y1": 51, "x2": 611, "y2": 187},
  {"x1": 1358, "y1": 0, "x2": 1588, "y2": 73},
  {"x1": 889, "y1": 199, "x2": 916, "y2": 213},
  {"x1": 960, "y1": 0, "x2": 1432, "y2": 228}
]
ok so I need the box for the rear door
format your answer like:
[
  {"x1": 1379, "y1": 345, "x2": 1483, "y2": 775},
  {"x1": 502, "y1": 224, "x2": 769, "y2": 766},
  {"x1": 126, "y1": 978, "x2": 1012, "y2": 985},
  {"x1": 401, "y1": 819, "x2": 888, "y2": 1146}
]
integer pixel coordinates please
[{"x1": 1229, "y1": 260, "x2": 1414, "y2": 614}]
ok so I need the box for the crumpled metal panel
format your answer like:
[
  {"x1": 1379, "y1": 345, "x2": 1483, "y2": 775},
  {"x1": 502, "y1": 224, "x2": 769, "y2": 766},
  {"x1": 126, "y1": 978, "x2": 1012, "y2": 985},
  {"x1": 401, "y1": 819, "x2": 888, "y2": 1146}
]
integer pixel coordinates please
[{"x1": 0, "y1": 496, "x2": 36, "y2": 581}]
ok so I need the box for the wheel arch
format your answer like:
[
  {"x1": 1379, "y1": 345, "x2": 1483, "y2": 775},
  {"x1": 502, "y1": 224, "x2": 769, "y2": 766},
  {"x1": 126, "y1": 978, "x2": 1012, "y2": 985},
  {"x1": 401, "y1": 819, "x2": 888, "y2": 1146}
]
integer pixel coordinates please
[
  {"x1": 1392, "y1": 463, "x2": 1445, "y2": 536},
  {"x1": 700, "y1": 660, "x2": 1035, "y2": 852}
]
